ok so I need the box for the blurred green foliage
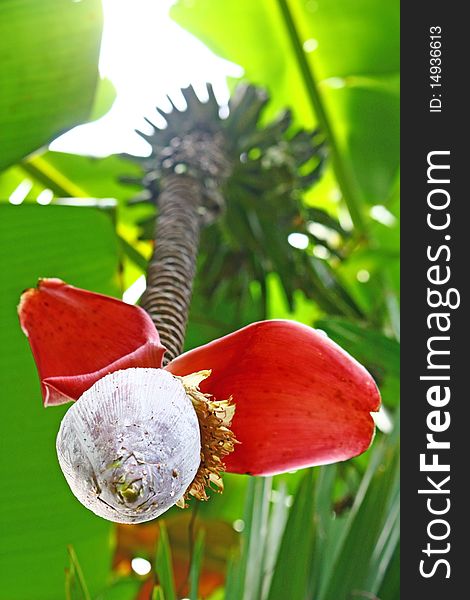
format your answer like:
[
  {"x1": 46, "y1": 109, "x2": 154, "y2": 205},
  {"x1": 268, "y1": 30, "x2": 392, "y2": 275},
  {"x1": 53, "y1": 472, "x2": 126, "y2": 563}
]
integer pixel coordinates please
[
  {"x1": 0, "y1": 0, "x2": 399, "y2": 598},
  {"x1": 0, "y1": 204, "x2": 118, "y2": 598},
  {"x1": 0, "y1": 0, "x2": 104, "y2": 171}
]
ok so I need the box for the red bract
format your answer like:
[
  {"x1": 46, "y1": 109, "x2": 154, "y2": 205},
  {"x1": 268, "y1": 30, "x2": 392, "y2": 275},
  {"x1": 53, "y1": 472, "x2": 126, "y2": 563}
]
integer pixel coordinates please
[
  {"x1": 168, "y1": 321, "x2": 380, "y2": 475},
  {"x1": 19, "y1": 279, "x2": 165, "y2": 406},
  {"x1": 19, "y1": 279, "x2": 380, "y2": 475}
]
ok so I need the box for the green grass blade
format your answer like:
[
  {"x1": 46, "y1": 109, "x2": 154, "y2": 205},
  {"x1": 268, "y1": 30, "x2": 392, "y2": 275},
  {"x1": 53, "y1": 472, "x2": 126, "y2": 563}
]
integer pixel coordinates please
[
  {"x1": 224, "y1": 477, "x2": 274, "y2": 600},
  {"x1": 368, "y1": 497, "x2": 400, "y2": 594},
  {"x1": 65, "y1": 546, "x2": 91, "y2": 600},
  {"x1": 224, "y1": 553, "x2": 242, "y2": 600},
  {"x1": 189, "y1": 531, "x2": 205, "y2": 600},
  {"x1": 261, "y1": 482, "x2": 290, "y2": 599},
  {"x1": 266, "y1": 470, "x2": 316, "y2": 600},
  {"x1": 244, "y1": 477, "x2": 273, "y2": 600},
  {"x1": 155, "y1": 523, "x2": 176, "y2": 600},
  {"x1": 376, "y1": 544, "x2": 400, "y2": 600},
  {"x1": 152, "y1": 586, "x2": 165, "y2": 600},
  {"x1": 226, "y1": 477, "x2": 255, "y2": 600},
  {"x1": 320, "y1": 435, "x2": 400, "y2": 600},
  {"x1": 306, "y1": 465, "x2": 337, "y2": 598}
]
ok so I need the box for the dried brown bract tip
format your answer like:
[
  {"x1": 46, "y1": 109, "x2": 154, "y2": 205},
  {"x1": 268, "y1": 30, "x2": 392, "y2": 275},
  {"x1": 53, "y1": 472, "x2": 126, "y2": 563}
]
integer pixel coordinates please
[{"x1": 178, "y1": 370, "x2": 239, "y2": 506}]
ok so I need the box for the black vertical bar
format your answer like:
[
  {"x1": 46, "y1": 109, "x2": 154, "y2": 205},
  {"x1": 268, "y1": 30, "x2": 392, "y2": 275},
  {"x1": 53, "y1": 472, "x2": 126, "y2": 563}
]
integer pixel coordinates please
[{"x1": 402, "y1": 3, "x2": 467, "y2": 596}]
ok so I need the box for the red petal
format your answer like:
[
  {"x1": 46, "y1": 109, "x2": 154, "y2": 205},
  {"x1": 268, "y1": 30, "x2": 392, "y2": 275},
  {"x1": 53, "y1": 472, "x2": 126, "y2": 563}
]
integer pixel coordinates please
[
  {"x1": 167, "y1": 320, "x2": 380, "y2": 475},
  {"x1": 19, "y1": 279, "x2": 165, "y2": 406}
]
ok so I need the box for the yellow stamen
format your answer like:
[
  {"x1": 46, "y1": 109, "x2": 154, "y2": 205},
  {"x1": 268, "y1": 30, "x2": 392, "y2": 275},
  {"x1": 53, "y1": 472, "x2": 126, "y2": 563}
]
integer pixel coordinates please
[{"x1": 177, "y1": 370, "x2": 239, "y2": 504}]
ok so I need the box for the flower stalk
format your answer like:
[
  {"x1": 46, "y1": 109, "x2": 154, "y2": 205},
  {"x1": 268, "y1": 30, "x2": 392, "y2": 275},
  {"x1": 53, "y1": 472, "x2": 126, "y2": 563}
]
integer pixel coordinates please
[
  {"x1": 136, "y1": 92, "x2": 232, "y2": 363},
  {"x1": 141, "y1": 174, "x2": 204, "y2": 363}
]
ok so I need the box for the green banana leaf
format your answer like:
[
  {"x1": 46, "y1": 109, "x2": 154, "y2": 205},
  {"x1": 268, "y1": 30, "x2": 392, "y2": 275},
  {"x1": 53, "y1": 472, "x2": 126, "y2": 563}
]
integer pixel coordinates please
[
  {"x1": 0, "y1": 0, "x2": 103, "y2": 170},
  {"x1": 0, "y1": 203, "x2": 121, "y2": 598}
]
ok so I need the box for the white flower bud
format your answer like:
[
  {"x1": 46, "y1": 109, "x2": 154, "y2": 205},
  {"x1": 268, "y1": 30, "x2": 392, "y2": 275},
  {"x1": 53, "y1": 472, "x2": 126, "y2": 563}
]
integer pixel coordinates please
[{"x1": 56, "y1": 368, "x2": 201, "y2": 523}]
